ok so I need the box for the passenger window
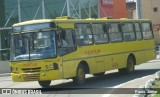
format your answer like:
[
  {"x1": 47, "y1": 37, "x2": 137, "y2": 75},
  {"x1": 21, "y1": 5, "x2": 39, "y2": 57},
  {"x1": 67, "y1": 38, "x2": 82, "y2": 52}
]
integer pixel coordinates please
[
  {"x1": 108, "y1": 23, "x2": 123, "y2": 42},
  {"x1": 142, "y1": 23, "x2": 153, "y2": 39},
  {"x1": 75, "y1": 24, "x2": 93, "y2": 46},
  {"x1": 122, "y1": 23, "x2": 136, "y2": 41},
  {"x1": 92, "y1": 23, "x2": 108, "y2": 44},
  {"x1": 58, "y1": 29, "x2": 76, "y2": 56},
  {"x1": 134, "y1": 23, "x2": 142, "y2": 40}
]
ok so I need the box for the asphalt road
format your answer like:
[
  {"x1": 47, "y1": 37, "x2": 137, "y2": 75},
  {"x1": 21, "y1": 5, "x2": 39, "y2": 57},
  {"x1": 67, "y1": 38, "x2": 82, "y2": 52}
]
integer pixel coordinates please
[{"x1": 0, "y1": 58, "x2": 160, "y2": 97}]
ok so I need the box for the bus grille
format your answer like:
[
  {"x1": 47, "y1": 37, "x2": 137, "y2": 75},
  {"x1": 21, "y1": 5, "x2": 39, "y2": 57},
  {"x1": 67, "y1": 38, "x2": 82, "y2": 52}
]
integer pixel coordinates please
[
  {"x1": 22, "y1": 67, "x2": 41, "y2": 73},
  {"x1": 23, "y1": 73, "x2": 40, "y2": 81},
  {"x1": 22, "y1": 67, "x2": 41, "y2": 81}
]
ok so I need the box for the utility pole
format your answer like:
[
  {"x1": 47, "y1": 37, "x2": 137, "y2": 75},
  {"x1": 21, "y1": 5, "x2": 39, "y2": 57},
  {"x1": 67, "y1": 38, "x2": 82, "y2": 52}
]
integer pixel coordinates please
[
  {"x1": 17, "y1": 0, "x2": 21, "y2": 22},
  {"x1": 136, "y1": 0, "x2": 142, "y2": 19},
  {"x1": 66, "y1": 0, "x2": 71, "y2": 17},
  {"x1": 42, "y1": 0, "x2": 45, "y2": 19}
]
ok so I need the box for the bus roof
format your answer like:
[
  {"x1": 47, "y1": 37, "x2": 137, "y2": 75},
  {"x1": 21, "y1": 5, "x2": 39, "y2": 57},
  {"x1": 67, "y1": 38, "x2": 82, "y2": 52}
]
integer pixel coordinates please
[{"x1": 13, "y1": 17, "x2": 152, "y2": 27}]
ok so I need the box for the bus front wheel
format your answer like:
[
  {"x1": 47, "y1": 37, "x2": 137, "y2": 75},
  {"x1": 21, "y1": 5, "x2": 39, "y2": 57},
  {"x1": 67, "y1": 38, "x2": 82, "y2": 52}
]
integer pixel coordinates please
[
  {"x1": 73, "y1": 64, "x2": 85, "y2": 85},
  {"x1": 38, "y1": 80, "x2": 51, "y2": 87},
  {"x1": 118, "y1": 56, "x2": 135, "y2": 74}
]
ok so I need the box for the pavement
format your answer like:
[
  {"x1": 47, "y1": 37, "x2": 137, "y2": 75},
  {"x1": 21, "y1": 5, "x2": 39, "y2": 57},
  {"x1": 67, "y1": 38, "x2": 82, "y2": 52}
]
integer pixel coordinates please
[{"x1": 0, "y1": 73, "x2": 10, "y2": 77}]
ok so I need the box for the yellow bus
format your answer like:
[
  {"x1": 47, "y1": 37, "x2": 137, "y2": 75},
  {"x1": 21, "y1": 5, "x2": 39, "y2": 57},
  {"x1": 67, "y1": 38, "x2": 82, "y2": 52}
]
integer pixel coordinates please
[{"x1": 10, "y1": 17, "x2": 156, "y2": 87}]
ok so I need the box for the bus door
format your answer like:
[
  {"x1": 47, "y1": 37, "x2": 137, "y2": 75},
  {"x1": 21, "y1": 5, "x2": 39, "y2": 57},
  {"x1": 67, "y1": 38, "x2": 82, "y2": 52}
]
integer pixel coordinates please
[{"x1": 57, "y1": 29, "x2": 77, "y2": 78}]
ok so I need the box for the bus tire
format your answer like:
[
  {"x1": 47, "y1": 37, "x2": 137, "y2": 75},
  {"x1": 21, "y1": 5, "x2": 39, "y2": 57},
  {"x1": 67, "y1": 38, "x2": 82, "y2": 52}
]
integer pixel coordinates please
[
  {"x1": 73, "y1": 64, "x2": 85, "y2": 85},
  {"x1": 93, "y1": 72, "x2": 105, "y2": 76},
  {"x1": 38, "y1": 80, "x2": 51, "y2": 87},
  {"x1": 118, "y1": 56, "x2": 135, "y2": 74}
]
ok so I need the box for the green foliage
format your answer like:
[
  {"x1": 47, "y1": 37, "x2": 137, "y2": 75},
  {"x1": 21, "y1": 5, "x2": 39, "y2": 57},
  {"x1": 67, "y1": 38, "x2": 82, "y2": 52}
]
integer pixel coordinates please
[{"x1": 153, "y1": 81, "x2": 160, "y2": 97}]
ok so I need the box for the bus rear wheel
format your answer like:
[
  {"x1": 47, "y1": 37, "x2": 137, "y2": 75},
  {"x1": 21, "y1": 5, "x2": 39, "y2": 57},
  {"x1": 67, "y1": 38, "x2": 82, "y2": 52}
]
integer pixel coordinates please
[
  {"x1": 118, "y1": 56, "x2": 135, "y2": 74},
  {"x1": 73, "y1": 64, "x2": 85, "y2": 85},
  {"x1": 38, "y1": 80, "x2": 51, "y2": 87}
]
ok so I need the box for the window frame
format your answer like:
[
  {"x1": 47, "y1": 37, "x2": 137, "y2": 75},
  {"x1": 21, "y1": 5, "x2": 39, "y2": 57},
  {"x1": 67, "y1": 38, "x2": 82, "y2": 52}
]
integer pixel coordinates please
[
  {"x1": 121, "y1": 22, "x2": 136, "y2": 42},
  {"x1": 107, "y1": 22, "x2": 123, "y2": 43},
  {"x1": 74, "y1": 23, "x2": 94, "y2": 46},
  {"x1": 58, "y1": 28, "x2": 77, "y2": 56},
  {"x1": 141, "y1": 22, "x2": 154, "y2": 40},
  {"x1": 134, "y1": 22, "x2": 143, "y2": 40},
  {"x1": 153, "y1": 7, "x2": 158, "y2": 12},
  {"x1": 92, "y1": 22, "x2": 109, "y2": 44}
]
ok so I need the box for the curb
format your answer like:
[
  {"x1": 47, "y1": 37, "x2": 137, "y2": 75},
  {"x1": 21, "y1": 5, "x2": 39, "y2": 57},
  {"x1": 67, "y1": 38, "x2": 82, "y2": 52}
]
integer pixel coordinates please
[{"x1": 0, "y1": 73, "x2": 11, "y2": 77}]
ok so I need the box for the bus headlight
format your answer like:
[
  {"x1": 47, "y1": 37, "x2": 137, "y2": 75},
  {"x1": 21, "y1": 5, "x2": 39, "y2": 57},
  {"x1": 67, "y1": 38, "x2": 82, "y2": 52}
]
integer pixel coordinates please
[
  {"x1": 45, "y1": 63, "x2": 58, "y2": 70},
  {"x1": 49, "y1": 64, "x2": 54, "y2": 69}
]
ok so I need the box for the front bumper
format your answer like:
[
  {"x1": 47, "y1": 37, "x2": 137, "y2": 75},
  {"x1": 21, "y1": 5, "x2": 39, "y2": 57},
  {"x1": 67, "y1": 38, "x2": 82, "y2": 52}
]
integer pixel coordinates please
[{"x1": 11, "y1": 70, "x2": 61, "y2": 82}]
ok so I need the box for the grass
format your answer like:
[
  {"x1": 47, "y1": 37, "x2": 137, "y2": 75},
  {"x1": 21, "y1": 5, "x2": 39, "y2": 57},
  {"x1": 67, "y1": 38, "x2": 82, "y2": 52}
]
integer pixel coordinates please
[{"x1": 153, "y1": 80, "x2": 160, "y2": 97}]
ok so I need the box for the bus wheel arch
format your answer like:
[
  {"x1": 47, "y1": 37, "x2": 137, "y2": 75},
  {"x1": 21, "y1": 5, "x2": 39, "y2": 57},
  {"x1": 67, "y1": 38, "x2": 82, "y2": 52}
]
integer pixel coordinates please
[
  {"x1": 72, "y1": 60, "x2": 89, "y2": 85},
  {"x1": 79, "y1": 60, "x2": 90, "y2": 74},
  {"x1": 128, "y1": 53, "x2": 136, "y2": 65},
  {"x1": 118, "y1": 53, "x2": 136, "y2": 74}
]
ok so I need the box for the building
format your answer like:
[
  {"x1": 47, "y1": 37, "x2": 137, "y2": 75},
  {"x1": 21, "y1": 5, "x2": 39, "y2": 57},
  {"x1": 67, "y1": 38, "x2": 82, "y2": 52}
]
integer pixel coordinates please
[
  {"x1": 0, "y1": 0, "x2": 127, "y2": 60},
  {"x1": 126, "y1": 0, "x2": 136, "y2": 19},
  {"x1": 99, "y1": 0, "x2": 127, "y2": 18},
  {"x1": 141, "y1": 0, "x2": 160, "y2": 29},
  {"x1": 127, "y1": 0, "x2": 160, "y2": 44},
  {"x1": 140, "y1": 0, "x2": 160, "y2": 43}
]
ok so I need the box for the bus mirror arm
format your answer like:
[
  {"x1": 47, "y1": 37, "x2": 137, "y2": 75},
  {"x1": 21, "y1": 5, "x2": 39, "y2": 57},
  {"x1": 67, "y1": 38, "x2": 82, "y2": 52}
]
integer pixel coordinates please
[
  {"x1": 4, "y1": 33, "x2": 10, "y2": 48},
  {"x1": 5, "y1": 37, "x2": 8, "y2": 47}
]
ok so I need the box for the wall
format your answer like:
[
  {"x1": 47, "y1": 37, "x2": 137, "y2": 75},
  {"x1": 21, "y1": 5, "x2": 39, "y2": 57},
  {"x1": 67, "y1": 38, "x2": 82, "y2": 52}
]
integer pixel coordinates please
[
  {"x1": 141, "y1": 0, "x2": 160, "y2": 27},
  {"x1": 141, "y1": 0, "x2": 160, "y2": 43},
  {"x1": 99, "y1": 0, "x2": 113, "y2": 18},
  {"x1": 0, "y1": 61, "x2": 10, "y2": 73},
  {"x1": 126, "y1": 1, "x2": 136, "y2": 19},
  {"x1": 99, "y1": 0, "x2": 127, "y2": 19},
  {"x1": 113, "y1": 0, "x2": 127, "y2": 18}
]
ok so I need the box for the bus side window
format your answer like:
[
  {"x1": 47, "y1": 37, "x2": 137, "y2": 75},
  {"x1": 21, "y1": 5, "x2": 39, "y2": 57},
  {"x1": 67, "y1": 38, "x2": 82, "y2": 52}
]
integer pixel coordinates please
[
  {"x1": 121, "y1": 23, "x2": 136, "y2": 41},
  {"x1": 58, "y1": 29, "x2": 76, "y2": 56},
  {"x1": 134, "y1": 23, "x2": 143, "y2": 40},
  {"x1": 142, "y1": 22, "x2": 153, "y2": 39},
  {"x1": 75, "y1": 24, "x2": 93, "y2": 46},
  {"x1": 108, "y1": 23, "x2": 123, "y2": 42},
  {"x1": 92, "y1": 23, "x2": 109, "y2": 44}
]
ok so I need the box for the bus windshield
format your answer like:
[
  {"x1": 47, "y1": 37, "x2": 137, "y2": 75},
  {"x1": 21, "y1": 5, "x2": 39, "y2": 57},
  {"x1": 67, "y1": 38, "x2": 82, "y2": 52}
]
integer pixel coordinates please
[{"x1": 10, "y1": 31, "x2": 56, "y2": 61}]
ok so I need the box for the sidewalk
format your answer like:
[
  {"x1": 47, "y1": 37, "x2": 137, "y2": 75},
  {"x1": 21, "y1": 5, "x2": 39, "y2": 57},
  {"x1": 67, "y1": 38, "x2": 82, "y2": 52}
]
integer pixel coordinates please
[
  {"x1": 0, "y1": 73, "x2": 10, "y2": 77},
  {"x1": 108, "y1": 74, "x2": 156, "y2": 97}
]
